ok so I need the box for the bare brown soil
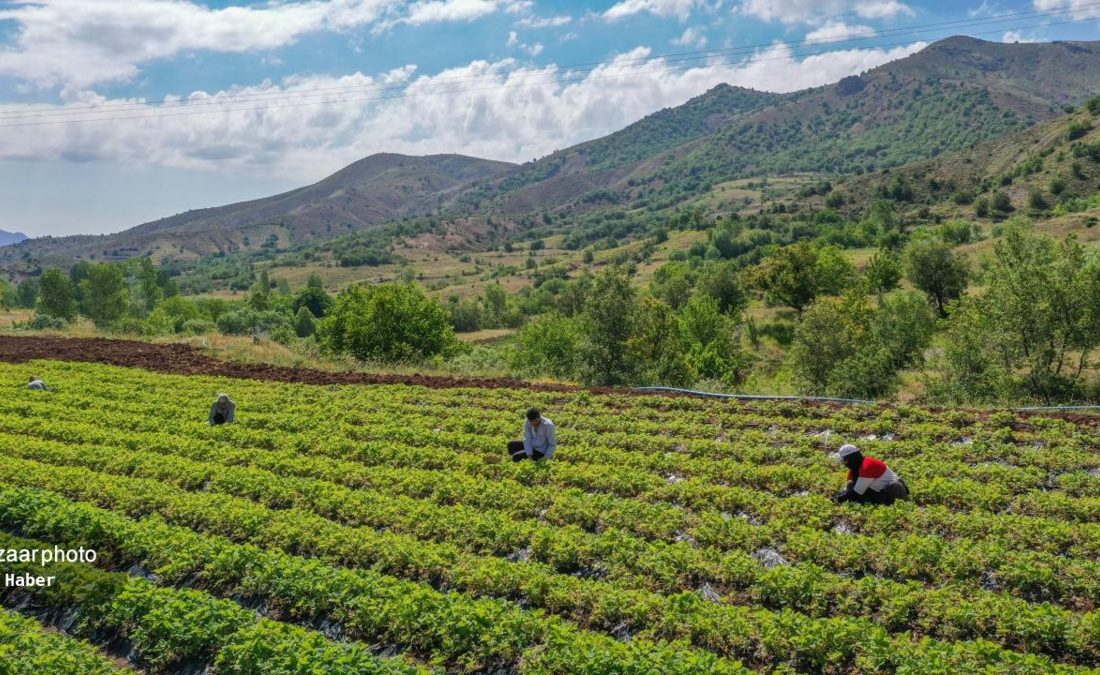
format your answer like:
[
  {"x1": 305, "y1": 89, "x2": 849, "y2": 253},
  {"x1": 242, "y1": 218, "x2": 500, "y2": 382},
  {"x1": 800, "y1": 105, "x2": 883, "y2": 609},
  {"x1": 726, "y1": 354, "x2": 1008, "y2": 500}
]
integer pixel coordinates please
[{"x1": 0, "y1": 336, "x2": 588, "y2": 392}]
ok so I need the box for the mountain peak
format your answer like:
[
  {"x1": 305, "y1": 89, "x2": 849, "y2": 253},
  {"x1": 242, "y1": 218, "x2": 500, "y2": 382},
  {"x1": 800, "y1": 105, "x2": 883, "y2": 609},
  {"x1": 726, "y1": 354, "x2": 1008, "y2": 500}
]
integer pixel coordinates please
[{"x1": 0, "y1": 230, "x2": 28, "y2": 247}]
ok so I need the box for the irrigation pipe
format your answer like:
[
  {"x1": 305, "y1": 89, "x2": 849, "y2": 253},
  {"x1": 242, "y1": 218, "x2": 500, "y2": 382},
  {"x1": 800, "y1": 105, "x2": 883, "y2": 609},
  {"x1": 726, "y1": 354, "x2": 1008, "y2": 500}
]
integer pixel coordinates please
[{"x1": 633, "y1": 387, "x2": 874, "y2": 405}]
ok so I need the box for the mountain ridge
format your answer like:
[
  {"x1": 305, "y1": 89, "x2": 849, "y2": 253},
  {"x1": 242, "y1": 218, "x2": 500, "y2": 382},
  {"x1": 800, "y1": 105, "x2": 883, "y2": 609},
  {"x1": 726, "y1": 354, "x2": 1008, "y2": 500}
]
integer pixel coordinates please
[{"x1": 5, "y1": 36, "x2": 1100, "y2": 271}]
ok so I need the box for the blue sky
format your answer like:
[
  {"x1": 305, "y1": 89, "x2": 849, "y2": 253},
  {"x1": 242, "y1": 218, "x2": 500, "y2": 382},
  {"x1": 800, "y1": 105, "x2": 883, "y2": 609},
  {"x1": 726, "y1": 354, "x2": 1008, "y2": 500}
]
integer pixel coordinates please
[{"x1": 0, "y1": 0, "x2": 1098, "y2": 237}]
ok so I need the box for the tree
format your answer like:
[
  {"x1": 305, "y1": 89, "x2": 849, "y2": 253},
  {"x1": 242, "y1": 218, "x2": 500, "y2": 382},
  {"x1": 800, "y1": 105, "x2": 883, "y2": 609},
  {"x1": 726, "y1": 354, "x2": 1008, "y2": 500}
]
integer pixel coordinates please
[
  {"x1": 292, "y1": 274, "x2": 333, "y2": 318},
  {"x1": 929, "y1": 223, "x2": 1100, "y2": 403},
  {"x1": 294, "y1": 306, "x2": 316, "y2": 338},
  {"x1": 38, "y1": 268, "x2": 78, "y2": 322},
  {"x1": 481, "y1": 283, "x2": 509, "y2": 326},
  {"x1": 138, "y1": 258, "x2": 162, "y2": 312},
  {"x1": 577, "y1": 266, "x2": 638, "y2": 386},
  {"x1": 695, "y1": 261, "x2": 746, "y2": 315},
  {"x1": 678, "y1": 296, "x2": 744, "y2": 384},
  {"x1": 318, "y1": 283, "x2": 458, "y2": 361},
  {"x1": 628, "y1": 296, "x2": 693, "y2": 386},
  {"x1": 649, "y1": 262, "x2": 694, "y2": 310},
  {"x1": 16, "y1": 277, "x2": 40, "y2": 309},
  {"x1": 902, "y1": 236, "x2": 969, "y2": 317},
  {"x1": 788, "y1": 296, "x2": 868, "y2": 394},
  {"x1": 80, "y1": 264, "x2": 129, "y2": 327},
  {"x1": 511, "y1": 312, "x2": 579, "y2": 379},
  {"x1": 864, "y1": 251, "x2": 901, "y2": 295},
  {"x1": 753, "y1": 242, "x2": 856, "y2": 314}
]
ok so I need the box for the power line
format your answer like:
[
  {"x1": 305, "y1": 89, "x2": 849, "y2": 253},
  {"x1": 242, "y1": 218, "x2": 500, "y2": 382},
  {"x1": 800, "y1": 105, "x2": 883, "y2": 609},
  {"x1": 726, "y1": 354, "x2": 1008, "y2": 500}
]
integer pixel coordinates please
[{"x1": 0, "y1": 8, "x2": 1096, "y2": 127}]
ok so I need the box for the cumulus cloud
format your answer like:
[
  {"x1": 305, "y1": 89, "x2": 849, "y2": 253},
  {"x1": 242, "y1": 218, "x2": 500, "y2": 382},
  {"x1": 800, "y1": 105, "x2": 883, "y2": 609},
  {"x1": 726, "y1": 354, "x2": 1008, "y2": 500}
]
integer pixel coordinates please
[
  {"x1": 805, "y1": 21, "x2": 875, "y2": 43},
  {"x1": 0, "y1": 0, "x2": 520, "y2": 89},
  {"x1": 505, "y1": 31, "x2": 543, "y2": 55},
  {"x1": 402, "y1": 0, "x2": 499, "y2": 25},
  {"x1": 1001, "y1": 30, "x2": 1039, "y2": 43},
  {"x1": 1032, "y1": 0, "x2": 1100, "y2": 18},
  {"x1": 739, "y1": 0, "x2": 912, "y2": 24},
  {"x1": 604, "y1": 0, "x2": 700, "y2": 22},
  {"x1": 0, "y1": 41, "x2": 926, "y2": 182},
  {"x1": 672, "y1": 27, "x2": 708, "y2": 48},
  {"x1": 516, "y1": 14, "x2": 572, "y2": 27}
]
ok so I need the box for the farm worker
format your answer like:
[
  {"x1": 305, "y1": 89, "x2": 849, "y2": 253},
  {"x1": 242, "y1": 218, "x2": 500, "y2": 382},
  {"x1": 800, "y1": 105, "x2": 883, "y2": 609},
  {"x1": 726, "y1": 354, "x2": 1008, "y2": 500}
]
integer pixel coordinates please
[
  {"x1": 507, "y1": 407, "x2": 556, "y2": 462},
  {"x1": 27, "y1": 377, "x2": 48, "y2": 391},
  {"x1": 832, "y1": 444, "x2": 909, "y2": 505},
  {"x1": 209, "y1": 393, "x2": 236, "y2": 425}
]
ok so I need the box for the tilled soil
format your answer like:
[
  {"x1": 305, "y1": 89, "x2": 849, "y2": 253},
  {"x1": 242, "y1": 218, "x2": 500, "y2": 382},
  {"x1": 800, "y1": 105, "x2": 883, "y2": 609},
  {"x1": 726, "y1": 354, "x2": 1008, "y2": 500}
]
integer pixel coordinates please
[{"x1": 0, "y1": 335, "x2": 588, "y2": 392}]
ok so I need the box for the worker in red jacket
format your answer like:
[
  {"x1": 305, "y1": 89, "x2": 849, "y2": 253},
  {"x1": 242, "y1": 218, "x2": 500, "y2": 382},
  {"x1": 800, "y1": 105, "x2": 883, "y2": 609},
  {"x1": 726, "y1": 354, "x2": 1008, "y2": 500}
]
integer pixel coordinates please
[{"x1": 833, "y1": 444, "x2": 909, "y2": 505}]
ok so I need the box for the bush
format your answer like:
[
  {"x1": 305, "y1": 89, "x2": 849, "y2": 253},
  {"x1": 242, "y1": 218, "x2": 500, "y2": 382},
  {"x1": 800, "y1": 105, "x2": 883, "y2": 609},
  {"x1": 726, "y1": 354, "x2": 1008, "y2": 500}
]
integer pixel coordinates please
[
  {"x1": 25, "y1": 314, "x2": 68, "y2": 331},
  {"x1": 180, "y1": 319, "x2": 216, "y2": 336},
  {"x1": 1027, "y1": 189, "x2": 1048, "y2": 211},
  {"x1": 318, "y1": 283, "x2": 459, "y2": 362},
  {"x1": 294, "y1": 306, "x2": 317, "y2": 338},
  {"x1": 1066, "y1": 120, "x2": 1091, "y2": 141},
  {"x1": 511, "y1": 313, "x2": 580, "y2": 379},
  {"x1": 991, "y1": 191, "x2": 1013, "y2": 213}
]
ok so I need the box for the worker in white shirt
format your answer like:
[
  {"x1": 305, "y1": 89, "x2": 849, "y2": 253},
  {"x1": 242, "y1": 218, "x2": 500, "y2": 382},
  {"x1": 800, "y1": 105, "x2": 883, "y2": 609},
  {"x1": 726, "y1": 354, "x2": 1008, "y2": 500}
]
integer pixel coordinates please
[
  {"x1": 27, "y1": 377, "x2": 48, "y2": 391},
  {"x1": 507, "y1": 407, "x2": 556, "y2": 462}
]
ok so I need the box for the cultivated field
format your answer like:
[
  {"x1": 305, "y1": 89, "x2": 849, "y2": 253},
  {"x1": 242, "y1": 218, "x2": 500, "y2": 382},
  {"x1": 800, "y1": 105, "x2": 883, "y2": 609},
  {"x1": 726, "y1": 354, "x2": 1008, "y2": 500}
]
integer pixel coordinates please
[{"x1": 2, "y1": 346, "x2": 1100, "y2": 673}]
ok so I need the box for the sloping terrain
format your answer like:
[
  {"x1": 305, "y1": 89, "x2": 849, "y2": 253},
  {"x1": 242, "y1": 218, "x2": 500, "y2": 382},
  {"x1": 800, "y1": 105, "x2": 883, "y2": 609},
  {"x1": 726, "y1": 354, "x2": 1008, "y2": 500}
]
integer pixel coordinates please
[
  {"x1": 0, "y1": 153, "x2": 514, "y2": 265},
  {"x1": 830, "y1": 96, "x2": 1100, "y2": 230},
  {"x1": 7, "y1": 37, "x2": 1100, "y2": 272}
]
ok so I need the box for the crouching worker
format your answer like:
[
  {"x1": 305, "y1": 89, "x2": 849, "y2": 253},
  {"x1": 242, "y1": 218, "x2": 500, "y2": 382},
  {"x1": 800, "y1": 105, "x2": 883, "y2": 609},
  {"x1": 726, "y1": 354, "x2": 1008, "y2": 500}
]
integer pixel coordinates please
[
  {"x1": 507, "y1": 408, "x2": 556, "y2": 462},
  {"x1": 833, "y1": 444, "x2": 909, "y2": 505},
  {"x1": 209, "y1": 393, "x2": 236, "y2": 426},
  {"x1": 27, "y1": 377, "x2": 48, "y2": 391}
]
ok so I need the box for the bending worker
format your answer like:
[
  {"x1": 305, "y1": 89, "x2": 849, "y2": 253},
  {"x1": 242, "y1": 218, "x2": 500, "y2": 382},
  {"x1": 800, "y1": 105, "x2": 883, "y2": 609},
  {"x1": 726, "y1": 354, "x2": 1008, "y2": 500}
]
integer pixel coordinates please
[
  {"x1": 833, "y1": 444, "x2": 909, "y2": 505},
  {"x1": 208, "y1": 393, "x2": 236, "y2": 426},
  {"x1": 27, "y1": 377, "x2": 48, "y2": 391},
  {"x1": 507, "y1": 407, "x2": 556, "y2": 462}
]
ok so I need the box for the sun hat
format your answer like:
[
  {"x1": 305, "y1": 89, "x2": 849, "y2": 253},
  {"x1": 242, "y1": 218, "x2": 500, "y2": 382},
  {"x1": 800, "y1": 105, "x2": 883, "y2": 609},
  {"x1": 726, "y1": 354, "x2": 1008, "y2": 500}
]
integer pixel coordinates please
[{"x1": 831, "y1": 443, "x2": 860, "y2": 462}]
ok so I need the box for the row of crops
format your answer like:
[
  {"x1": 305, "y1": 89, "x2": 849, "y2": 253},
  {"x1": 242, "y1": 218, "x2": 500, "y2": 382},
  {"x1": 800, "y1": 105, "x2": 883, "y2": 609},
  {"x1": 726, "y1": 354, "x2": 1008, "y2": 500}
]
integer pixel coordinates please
[{"x1": 1, "y1": 359, "x2": 1099, "y2": 673}]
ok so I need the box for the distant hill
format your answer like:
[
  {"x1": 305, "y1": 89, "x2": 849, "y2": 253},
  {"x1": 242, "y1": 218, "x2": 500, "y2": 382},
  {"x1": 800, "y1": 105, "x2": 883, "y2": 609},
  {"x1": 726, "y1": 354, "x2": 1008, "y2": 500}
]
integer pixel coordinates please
[
  {"x1": 0, "y1": 154, "x2": 514, "y2": 265},
  {"x1": 0, "y1": 230, "x2": 27, "y2": 247},
  {"x1": 5, "y1": 36, "x2": 1100, "y2": 272}
]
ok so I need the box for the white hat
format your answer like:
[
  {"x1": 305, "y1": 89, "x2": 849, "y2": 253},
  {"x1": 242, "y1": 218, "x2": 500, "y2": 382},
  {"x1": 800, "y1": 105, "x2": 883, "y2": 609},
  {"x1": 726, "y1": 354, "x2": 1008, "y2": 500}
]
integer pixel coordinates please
[{"x1": 831, "y1": 444, "x2": 860, "y2": 462}]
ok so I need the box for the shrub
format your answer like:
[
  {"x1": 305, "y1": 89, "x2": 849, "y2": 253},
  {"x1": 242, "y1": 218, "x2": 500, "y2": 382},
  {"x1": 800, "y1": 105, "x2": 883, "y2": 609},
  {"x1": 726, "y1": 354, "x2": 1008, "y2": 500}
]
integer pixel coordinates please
[{"x1": 318, "y1": 283, "x2": 459, "y2": 361}]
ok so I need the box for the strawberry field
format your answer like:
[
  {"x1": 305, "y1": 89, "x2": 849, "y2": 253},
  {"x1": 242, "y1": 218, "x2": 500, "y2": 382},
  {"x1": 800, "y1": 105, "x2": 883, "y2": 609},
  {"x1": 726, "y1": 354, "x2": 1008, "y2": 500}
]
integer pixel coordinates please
[{"x1": 3, "y1": 357, "x2": 1100, "y2": 673}]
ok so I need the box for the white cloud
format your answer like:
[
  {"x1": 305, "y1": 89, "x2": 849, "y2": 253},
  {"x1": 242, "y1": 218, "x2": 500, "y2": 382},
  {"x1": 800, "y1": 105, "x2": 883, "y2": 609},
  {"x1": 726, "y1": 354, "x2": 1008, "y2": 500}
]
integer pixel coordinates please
[
  {"x1": 604, "y1": 0, "x2": 700, "y2": 22},
  {"x1": 854, "y1": 0, "x2": 914, "y2": 19},
  {"x1": 805, "y1": 21, "x2": 874, "y2": 42},
  {"x1": 403, "y1": 0, "x2": 498, "y2": 25},
  {"x1": 672, "y1": 27, "x2": 708, "y2": 48},
  {"x1": 0, "y1": 41, "x2": 926, "y2": 184},
  {"x1": 1032, "y1": 0, "x2": 1100, "y2": 19},
  {"x1": 968, "y1": 0, "x2": 999, "y2": 17},
  {"x1": 739, "y1": 0, "x2": 912, "y2": 24},
  {"x1": 0, "y1": 0, "x2": 513, "y2": 89},
  {"x1": 505, "y1": 31, "x2": 543, "y2": 55},
  {"x1": 1001, "y1": 30, "x2": 1038, "y2": 43},
  {"x1": 516, "y1": 14, "x2": 573, "y2": 27}
]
